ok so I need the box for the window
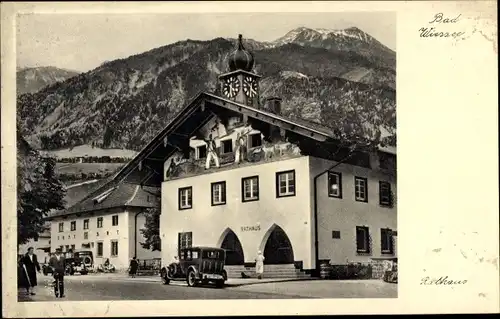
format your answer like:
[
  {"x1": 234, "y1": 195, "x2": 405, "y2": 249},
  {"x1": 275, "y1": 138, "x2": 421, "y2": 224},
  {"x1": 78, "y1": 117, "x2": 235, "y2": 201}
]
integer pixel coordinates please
[
  {"x1": 196, "y1": 145, "x2": 207, "y2": 159},
  {"x1": 83, "y1": 219, "x2": 89, "y2": 230},
  {"x1": 221, "y1": 139, "x2": 233, "y2": 154},
  {"x1": 354, "y1": 177, "x2": 368, "y2": 202},
  {"x1": 84, "y1": 232, "x2": 88, "y2": 240},
  {"x1": 65, "y1": 245, "x2": 69, "y2": 251},
  {"x1": 211, "y1": 181, "x2": 226, "y2": 206},
  {"x1": 70, "y1": 221, "x2": 76, "y2": 231},
  {"x1": 178, "y1": 187, "x2": 193, "y2": 210},
  {"x1": 97, "y1": 217, "x2": 103, "y2": 228},
  {"x1": 328, "y1": 172, "x2": 342, "y2": 198},
  {"x1": 242, "y1": 176, "x2": 259, "y2": 202},
  {"x1": 112, "y1": 215, "x2": 119, "y2": 226},
  {"x1": 58, "y1": 222, "x2": 64, "y2": 232},
  {"x1": 111, "y1": 241, "x2": 119, "y2": 256},
  {"x1": 379, "y1": 181, "x2": 392, "y2": 206},
  {"x1": 332, "y1": 231, "x2": 341, "y2": 239},
  {"x1": 276, "y1": 170, "x2": 296, "y2": 197},
  {"x1": 381, "y1": 228, "x2": 394, "y2": 254},
  {"x1": 97, "y1": 242, "x2": 103, "y2": 257},
  {"x1": 71, "y1": 244, "x2": 75, "y2": 251},
  {"x1": 356, "y1": 226, "x2": 370, "y2": 253},
  {"x1": 248, "y1": 133, "x2": 262, "y2": 148},
  {"x1": 178, "y1": 232, "x2": 192, "y2": 256}
]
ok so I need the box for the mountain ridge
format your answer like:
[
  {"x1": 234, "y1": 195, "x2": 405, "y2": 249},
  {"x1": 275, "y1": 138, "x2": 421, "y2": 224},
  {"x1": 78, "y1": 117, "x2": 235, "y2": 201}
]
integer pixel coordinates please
[
  {"x1": 16, "y1": 66, "x2": 80, "y2": 95},
  {"x1": 17, "y1": 27, "x2": 396, "y2": 152}
]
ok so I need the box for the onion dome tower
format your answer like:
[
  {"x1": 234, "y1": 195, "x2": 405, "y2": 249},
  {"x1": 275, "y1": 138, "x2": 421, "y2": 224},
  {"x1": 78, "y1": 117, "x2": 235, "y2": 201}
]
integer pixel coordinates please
[{"x1": 218, "y1": 34, "x2": 261, "y2": 107}]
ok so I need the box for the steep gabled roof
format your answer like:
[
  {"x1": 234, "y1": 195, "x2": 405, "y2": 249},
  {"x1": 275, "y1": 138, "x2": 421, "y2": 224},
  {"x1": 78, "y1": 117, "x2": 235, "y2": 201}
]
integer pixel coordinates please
[
  {"x1": 112, "y1": 92, "x2": 335, "y2": 187},
  {"x1": 112, "y1": 91, "x2": 396, "y2": 187},
  {"x1": 47, "y1": 181, "x2": 159, "y2": 219}
]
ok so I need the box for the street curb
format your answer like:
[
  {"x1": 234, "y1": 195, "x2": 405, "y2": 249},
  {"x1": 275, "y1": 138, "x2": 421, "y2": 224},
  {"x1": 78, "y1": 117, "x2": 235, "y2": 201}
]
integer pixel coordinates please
[
  {"x1": 225, "y1": 278, "x2": 318, "y2": 287},
  {"x1": 64, "y1": 275, "x2": 318, "y2": 287}
]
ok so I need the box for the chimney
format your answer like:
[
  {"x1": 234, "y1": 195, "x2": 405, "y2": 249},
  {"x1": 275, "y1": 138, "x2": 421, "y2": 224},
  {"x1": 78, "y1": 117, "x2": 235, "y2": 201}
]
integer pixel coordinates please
[{"x1": 265, "y1": 97, "x2": 282, "y2": 115}]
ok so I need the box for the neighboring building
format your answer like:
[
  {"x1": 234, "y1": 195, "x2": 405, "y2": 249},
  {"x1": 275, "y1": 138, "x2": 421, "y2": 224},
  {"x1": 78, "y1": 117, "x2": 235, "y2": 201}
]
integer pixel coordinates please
[
  {"x1": 18, "y1": 229, "x2": 51, "y2": 264},
  {"x1": 111, "y1": 35, "x2": 397, "y2": 277},
  {"x1": 46, "y1": 181, "x2": 160, "y2": 270}
]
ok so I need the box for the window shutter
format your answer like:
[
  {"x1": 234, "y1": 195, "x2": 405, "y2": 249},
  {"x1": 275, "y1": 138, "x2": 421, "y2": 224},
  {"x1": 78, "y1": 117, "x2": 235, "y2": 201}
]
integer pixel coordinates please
[{"x1": 379, "y1": 181, "x2": 384, "y2": 205}]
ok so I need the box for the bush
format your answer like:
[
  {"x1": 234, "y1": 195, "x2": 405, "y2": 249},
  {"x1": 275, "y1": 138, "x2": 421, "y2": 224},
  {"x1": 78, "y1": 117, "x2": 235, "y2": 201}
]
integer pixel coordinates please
[{"x1": 329, "y1": 262, "x2": 372, "y2": 280}]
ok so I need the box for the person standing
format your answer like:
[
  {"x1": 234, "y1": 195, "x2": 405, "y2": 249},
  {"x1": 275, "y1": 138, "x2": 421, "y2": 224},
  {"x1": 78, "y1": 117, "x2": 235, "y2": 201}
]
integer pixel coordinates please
[
  {"x1": 255, "y1": 250, "x2": 265, "y2": 279},
  {"x1": 20, "y1": 247, "x2": 41, "y2": 295},
  {"x1": 128, "y1": 257, "x2": 139, "y2": 278},
  {"x1": 49, "y1": 248, "x2": 66, "y2": 298}
]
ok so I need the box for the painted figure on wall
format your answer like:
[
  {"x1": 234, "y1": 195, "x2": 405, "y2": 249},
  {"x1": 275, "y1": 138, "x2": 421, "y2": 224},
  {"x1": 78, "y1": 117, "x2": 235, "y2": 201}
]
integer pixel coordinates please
[{"x1": 234, "y1": 127, "x2": 251, "y2": 164}]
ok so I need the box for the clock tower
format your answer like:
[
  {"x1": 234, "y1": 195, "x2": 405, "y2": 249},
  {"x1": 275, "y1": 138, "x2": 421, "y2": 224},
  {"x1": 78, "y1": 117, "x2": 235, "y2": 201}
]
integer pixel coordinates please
[{"x1": 218, "y1": 34, "x2": 261, "y2": 107}]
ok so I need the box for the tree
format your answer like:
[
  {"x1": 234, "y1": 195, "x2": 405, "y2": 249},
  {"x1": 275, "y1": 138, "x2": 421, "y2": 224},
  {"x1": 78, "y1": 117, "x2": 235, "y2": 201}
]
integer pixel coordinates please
[
  {"x1": 139, "y1": 206, "x2": 161, "y2": 251},
  {"x1": 17, "y1": 136, "x2": 66, "y2": 245},
  {"x1": 317, "y1": 82, "x2": 396, "y2": 161}
]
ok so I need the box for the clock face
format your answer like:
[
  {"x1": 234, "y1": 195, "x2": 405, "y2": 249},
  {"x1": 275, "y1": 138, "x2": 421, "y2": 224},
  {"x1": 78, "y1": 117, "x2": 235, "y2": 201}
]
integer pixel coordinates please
[
  {"x1": 243, "y1": 76, "x2": 258, "y2": 98},
  {"x1": 222, "y1": 76, "x2": 240, "y2": 98}
]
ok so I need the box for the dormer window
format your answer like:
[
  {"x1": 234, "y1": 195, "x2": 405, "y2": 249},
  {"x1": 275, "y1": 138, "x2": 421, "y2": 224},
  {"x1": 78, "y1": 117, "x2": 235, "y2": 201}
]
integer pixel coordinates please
[
  {"x1": 248, "y1": 133, "x2": 262, "y2": 148},
  {"x1": 196, "y1": 145, "x2": 207, "y2": 159},
  {"x1": 221, "y1": 139, "x2": 233, "y2": 154}
]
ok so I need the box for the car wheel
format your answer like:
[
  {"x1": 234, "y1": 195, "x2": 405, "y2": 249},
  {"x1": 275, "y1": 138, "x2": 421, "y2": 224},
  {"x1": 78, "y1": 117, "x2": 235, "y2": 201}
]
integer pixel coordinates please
[
  {"x1": 215, "y1": 280, "x2": 224, "y2": 288},
  {"x1": 162, "y1": 275, "x2": 170, "y2": 285},
  {"x1": 186, "y1": 270, "x2": 197, "y2": 287}
]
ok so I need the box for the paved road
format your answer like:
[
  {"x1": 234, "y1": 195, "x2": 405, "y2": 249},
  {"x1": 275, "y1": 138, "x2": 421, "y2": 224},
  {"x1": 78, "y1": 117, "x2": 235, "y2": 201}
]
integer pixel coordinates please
[{"x1": 19, "y1": 275, "x2": 306, "y2": 301}]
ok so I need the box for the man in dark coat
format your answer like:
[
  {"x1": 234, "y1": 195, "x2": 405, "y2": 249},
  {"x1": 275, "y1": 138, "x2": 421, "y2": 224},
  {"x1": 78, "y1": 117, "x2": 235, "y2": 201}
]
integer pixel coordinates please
[
  {"x1": 128, "y1": 257, "x2": 139, "y2": 278},
  {"x1": 20, "y1": 247, "x2": 41, "y2": 295},
  {"x1": 49, "y1": 248, "x2": 66, "y2": 298}
]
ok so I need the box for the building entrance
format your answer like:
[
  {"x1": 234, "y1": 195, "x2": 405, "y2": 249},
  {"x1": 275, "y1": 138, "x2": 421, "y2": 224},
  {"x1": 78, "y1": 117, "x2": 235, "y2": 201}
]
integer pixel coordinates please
[
  {"x1": 220, "y1": 229, "x2": 245, "y2": 265},
  {"x1": 263, "y1": 225, "x2": 294, "y2": 264}
]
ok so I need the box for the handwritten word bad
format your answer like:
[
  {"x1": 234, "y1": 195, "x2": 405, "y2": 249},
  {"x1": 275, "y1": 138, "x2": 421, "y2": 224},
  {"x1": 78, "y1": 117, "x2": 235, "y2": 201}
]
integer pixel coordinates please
[{"x1": 429, "y1": 13, "x2": 461, "y2": 24}]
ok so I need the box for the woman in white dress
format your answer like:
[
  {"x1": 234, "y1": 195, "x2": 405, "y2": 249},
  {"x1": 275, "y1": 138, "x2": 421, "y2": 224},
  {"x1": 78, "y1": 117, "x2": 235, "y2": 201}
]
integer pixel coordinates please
[{"x1": 255, "y1": 250, "x2": 265, "y2": 279}]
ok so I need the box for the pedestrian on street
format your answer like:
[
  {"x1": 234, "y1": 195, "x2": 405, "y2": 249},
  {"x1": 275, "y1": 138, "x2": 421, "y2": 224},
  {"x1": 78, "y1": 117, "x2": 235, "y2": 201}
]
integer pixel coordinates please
[
  {"x1": 255, "y1": 250, "x2": 265, "y2": 279},
  {"x1": 49, "y1": 248, "x2": 66, "y2": 298},
  {"x1": 20, "y1": 247, "x2": 41, "y2": 295},
  {"x1": 128, "y1": 256, "x2": 139, "y2": 278}
]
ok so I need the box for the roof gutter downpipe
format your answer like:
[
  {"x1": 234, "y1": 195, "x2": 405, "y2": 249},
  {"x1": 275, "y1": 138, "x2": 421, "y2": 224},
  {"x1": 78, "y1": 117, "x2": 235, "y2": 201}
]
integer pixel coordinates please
[
  {"x1": 134, "y1": 211, "x2": 145, "y2": 258},
  {"x1": 313, "y1": 157, "x2": 351, "y2": 277}
]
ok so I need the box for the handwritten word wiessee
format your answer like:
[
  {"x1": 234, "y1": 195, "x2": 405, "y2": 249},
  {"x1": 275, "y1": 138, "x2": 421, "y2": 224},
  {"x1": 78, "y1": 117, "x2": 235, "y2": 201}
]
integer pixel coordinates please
[
  {"x1": 420, "y1": 276, "x2": 468, "y2": 285},
  {"x1": 419, "y1": 13, "x2": 465, "y2": 39}
]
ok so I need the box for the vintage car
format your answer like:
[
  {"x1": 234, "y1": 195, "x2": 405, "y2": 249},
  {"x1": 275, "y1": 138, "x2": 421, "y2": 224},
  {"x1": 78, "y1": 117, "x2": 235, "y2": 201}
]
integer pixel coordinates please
[
  {"x1": 160, "y1": 247, "x2": 227, "y2": 288},
  {"x1": 65, "y1": 250, "x2": 93, "y2": 275}
]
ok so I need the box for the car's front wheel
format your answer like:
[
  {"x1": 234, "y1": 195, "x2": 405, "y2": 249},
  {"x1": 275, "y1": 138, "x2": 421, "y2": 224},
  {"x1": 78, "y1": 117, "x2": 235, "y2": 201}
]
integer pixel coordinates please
[
  {"x1": 161, "y1": 274, "x2": 170, "y2": 285},
  {"x1": 215, "y1": 280, "x2": 224, "y2": 288},
  {"x1": 186, "y1": 270, "x2": 197, "y2": 287}
]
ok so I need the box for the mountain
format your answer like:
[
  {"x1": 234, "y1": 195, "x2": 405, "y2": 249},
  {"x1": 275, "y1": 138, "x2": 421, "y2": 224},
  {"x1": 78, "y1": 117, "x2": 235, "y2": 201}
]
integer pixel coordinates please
[
  {"x1": 272, "y1": 27, "x2": 395, "y2": 69},
  {"x1": 17, "y1": 27, "x2": 396, "y2": 152},
  {"x1": 17, "y1": 66, "x2": 79, "y2": 95}
]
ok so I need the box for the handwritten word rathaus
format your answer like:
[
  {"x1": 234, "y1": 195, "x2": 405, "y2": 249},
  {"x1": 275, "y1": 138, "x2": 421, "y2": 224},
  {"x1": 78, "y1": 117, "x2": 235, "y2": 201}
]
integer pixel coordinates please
[{"x1": 419, "y1": 13, "x2": 465, "y2": 38}]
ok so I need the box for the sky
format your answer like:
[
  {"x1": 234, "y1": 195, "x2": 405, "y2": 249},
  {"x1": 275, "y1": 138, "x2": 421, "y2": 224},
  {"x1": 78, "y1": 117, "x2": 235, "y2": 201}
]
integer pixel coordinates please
[{"x1": 17, "y1": 12, "x2": 395, "y2": 73}]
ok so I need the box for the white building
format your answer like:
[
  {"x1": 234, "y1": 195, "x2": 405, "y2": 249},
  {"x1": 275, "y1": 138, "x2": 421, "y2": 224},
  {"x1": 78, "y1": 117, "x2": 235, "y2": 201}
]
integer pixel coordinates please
[
  {"x1": 46, "y1": 181, "x2": 160, "y2": 270},
  {"x1": 112, "y1": 35, "x2": 397, "y2": 277},
  {"x1": 18, "y1": 228, "x2": 51, "y2": 264}
]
